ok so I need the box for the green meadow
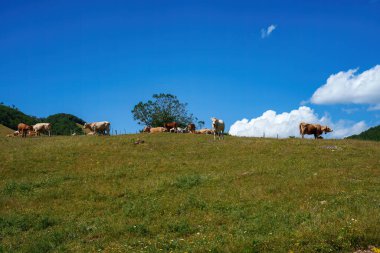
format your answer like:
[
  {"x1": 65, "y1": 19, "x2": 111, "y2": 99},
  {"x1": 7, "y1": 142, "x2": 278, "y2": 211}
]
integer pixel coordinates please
[{"x1": 0, "y1": 134, "x2": 379, "y2": 252}]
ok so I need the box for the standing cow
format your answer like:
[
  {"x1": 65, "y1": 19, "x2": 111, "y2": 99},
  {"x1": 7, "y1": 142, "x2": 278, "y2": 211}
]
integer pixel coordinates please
[
  {"x1": 299, "y1": 122, "x2": 333, "y2": 139},
  {"x1": 164, "y1": 122, "x2": 177, "y2": 132},
  {"x1": 33, "y1": 123, "x2": 52, "y2": 136},
  {"x1": 211, "y1": 117, "x2": 225, "y2": 140},
  {"x1": 17, "y1": 123, "x2": 33, "y2": 138},
  {"x1": 83, "y1": 121, "x2": 111, "y2": 135}
]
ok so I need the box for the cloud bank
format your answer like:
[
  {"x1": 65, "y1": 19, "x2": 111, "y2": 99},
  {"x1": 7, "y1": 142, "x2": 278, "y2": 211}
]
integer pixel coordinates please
[
  {"x1": 229, "y1": 106, "x2": 367, "y2": 139},
  {"x1": 311, "y1": 65, "x2": 380, "y2": 109},
  {"x1": 261, "y1": 24, "x2": 277, "y2": 38}
]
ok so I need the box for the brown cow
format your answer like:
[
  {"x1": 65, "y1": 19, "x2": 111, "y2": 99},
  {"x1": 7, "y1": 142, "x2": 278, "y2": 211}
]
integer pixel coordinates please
[
  {"x1": 164, "y1": 122, "x2": 177, "y2": 132},
  {"x1": 18, "y1": 123, "x2": 33, "y2": 138},
  {"x1": 299, "y1": 122, "x2": 333, "y2": 139},
  {"x1": 187, "y1": 123, "x2": 196, "y2": 133}
]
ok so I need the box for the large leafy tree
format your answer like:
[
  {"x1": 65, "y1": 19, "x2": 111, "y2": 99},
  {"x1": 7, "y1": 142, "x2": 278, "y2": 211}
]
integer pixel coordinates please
[{"x1": 132, "y1": 93, "x2": 196, "y2": 127}]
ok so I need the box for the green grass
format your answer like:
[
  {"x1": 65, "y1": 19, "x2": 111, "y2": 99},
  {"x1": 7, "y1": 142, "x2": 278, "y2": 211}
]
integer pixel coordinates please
[
  {"x1": 0, "y1": 124, "x2": 14, "y2": 136},
  {"x1": 0, "y1": 134, "x2": 379, "y2": 252}
]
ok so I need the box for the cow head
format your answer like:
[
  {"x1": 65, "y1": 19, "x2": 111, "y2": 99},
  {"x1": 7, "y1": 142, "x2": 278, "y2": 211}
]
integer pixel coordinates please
[
  {"x1": 143, "y1": 126, "x2": 151, "y2": 132},
  {"x1": 321, "y1": 126, "x2": 333, "y2": 134},
  {"x1": 211, "y1": 117, "x2": 218, "y2": 129},
  {"x1": 83, "y1": 123, "x2": 89, "y2": 129}
]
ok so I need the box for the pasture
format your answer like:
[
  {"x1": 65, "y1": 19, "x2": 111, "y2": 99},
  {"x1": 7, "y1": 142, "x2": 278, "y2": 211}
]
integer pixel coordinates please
[
  {"x1": 0, "y1": 124, "x2": 13, "y2": 136},
  {"x1": 0, "y1": 134, "x2": 379, "y2": 252}
]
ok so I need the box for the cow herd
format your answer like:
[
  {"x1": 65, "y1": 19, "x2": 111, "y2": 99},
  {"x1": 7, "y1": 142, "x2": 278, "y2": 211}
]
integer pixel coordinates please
[
  {"x1": 141, "y1": 118, "x2": 225, "y2": 140},
  {"x1": 5, "y1": 118, "x2": 333, "y2": 140}
]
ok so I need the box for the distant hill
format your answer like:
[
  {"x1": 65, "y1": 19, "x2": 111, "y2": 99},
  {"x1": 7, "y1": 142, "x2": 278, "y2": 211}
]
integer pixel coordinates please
[
  {"x1": 46, "y1": 114, "x2": 85, "y2": 135},
  {"x1": 0, "y1": 104, "x2": 85, "y2": 135},
  {"x1": 0, "y1": 104, "x2": 40, "y2": 130},
  {"x1": 346, "y1": 125, "x2": 380, "y2": 141}
]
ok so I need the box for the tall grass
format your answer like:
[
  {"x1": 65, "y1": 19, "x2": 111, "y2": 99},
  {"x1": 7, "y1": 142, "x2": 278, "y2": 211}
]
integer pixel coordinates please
[{"x1": 0, "y1": 134, "x2": 379, "y2": 252}]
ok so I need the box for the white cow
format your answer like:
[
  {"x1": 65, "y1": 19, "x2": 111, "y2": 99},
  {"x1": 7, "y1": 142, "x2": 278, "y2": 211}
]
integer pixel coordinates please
[
  {"x1": 83, "y1": 121, "x2": 110, "y2": 135},
  {"x1": 211, "y1": 117, "x2": 225, "y2": 140},
  {"x1": 33, "y1": 123, "x2": 52, "y2": 136}
]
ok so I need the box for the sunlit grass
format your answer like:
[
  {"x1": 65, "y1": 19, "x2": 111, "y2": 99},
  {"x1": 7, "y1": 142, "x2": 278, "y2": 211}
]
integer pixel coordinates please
[{"x1": 0, "y1": 134, "x2": 379, "y2": 252}]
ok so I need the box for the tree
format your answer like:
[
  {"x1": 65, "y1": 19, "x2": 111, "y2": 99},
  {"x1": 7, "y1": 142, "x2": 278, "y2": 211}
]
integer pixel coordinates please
[
  {"x1": 197, "y1": 120, "x2": 205, "y2": 129},
  {"x1": 131, "y1": 93, "x2": 196, "y2": 127}
]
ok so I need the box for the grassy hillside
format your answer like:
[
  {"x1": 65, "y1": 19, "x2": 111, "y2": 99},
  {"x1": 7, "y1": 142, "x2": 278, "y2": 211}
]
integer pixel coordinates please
[
  {"x1": 347, "y1": 125, "x2": 380, "y2": 141},
  {"x1": 0, "y1": 124, "x2": 14, "y2": 136},
  {"x1": 0, "y1": 134, "x2": 379, "y2": 252}
]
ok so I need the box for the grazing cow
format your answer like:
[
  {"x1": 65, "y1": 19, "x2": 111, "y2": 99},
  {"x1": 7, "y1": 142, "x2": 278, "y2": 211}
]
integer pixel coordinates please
[
  {"x1": 164, "y1": 122, "x2": 177, "y2": 132},
  {"x1": 83, "y1": 121, "x2": 111, "y2": 135},
  {"x1": 299, "y1": 122, "x2": 333, "y2": 139},
  {"x1": 149, "y1": 127, "x2": 167, "y2": 133},
  {"x1": 198, "y1": 128, "x2": 214, "y2": 134},
  {"x1": 187, "y1": 123, "x2": 196, "y2": 133},
  {"x1": 211, "y1": 117, "x2": 225, "y2": 140},
  {"x1": 18, "y1": 123, "x2": 32, "y2": 138},
  {"x1": 33, "y1": 123, "x2": 52, "y2": 136}
]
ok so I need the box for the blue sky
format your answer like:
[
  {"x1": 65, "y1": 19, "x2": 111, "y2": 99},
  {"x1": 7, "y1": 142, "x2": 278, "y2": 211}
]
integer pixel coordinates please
[{"x1": 1, "y1": 0, "x2": 379, "y2": 136}]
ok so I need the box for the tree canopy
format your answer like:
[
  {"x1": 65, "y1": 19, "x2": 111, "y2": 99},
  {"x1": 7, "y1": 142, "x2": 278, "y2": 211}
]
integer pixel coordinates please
[{"x1": 131, "y1": 94, "x2": 196, "y2": 127}]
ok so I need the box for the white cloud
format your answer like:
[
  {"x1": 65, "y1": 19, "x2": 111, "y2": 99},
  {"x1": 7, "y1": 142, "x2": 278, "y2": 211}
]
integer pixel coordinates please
[
  {"x1": 229, "y1": 106, "x2": 367, "y2": 139},
  {"x1": 261, "y1": 24, "x2": 277, "y2": 38},
  {"x1": 311, "y1": 65, "x2": 380, "y2": 106}
]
